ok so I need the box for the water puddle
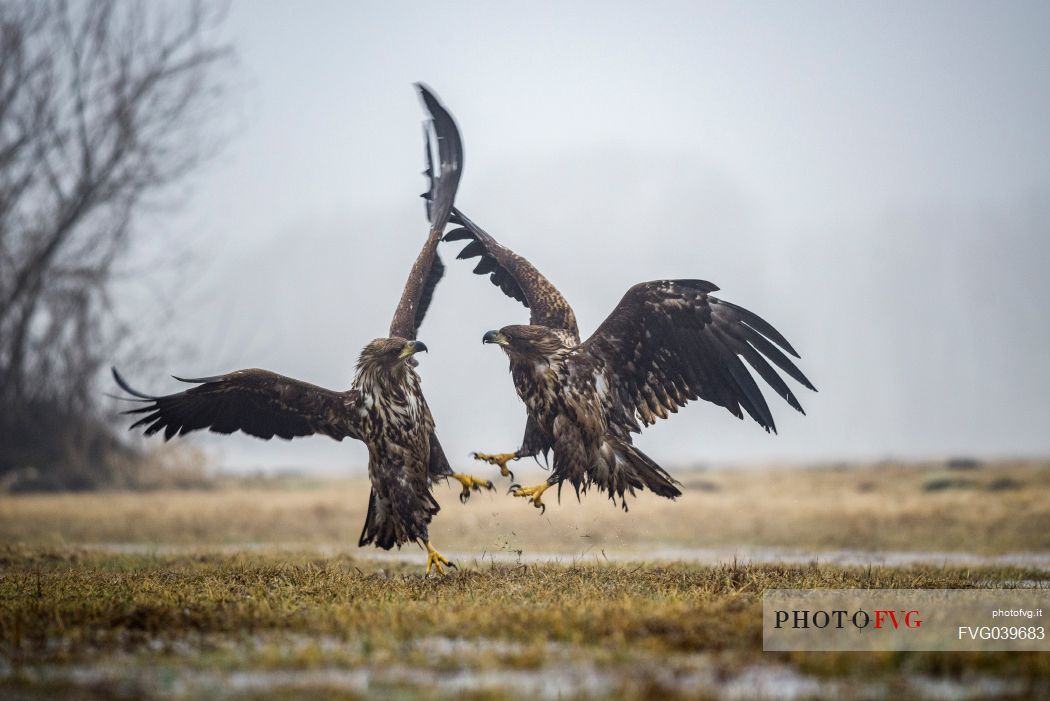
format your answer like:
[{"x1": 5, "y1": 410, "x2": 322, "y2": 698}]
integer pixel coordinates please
[
  {"x1": 4, "y1": 632, "x2": 1039, "y2": 699},
  {"x1": 14, "y1": 656, "x2": 1032, "y2": 701},
  {"x1": 80, "y1": 542, "x2": 1050, "y2": 572}
]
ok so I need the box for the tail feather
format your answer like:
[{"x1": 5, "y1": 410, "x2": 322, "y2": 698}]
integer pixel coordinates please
[
  {"x1": 591, "y1": 438, "x2": 681, "y2": 510},
  {"x1": 358, "y1": 486, "x2": 440, "y2": 550}
]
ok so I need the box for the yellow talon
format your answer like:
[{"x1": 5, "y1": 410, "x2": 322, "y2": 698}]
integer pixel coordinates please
[
  {"x1": 425, "y1": 541, "x2": 455, "y2": 577},
  {"x1": 471, "y1": 451, "x2": 519, "y2": 479},
  {"x1": 450, "y1": 473, "x2": 495, "y2": 503},
  {"x1": 509, "y1": 481, "x2": 551, "y2": 514}
]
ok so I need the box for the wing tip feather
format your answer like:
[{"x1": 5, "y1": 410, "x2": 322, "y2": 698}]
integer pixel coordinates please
[
  {"x1": 172, "y1": 374, "x2": 225, "y2": 384},
  {"x1": 111, "y1": 367, "x2": 157, "y2": 400}
]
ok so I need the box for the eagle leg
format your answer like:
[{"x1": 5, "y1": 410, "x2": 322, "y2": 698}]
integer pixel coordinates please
[
  {"x1": 449, "y1": 473, "x2": 495, "y2": 503},
  {"x1": 471, "y1": 451, "x2": 519, "y2": 480},
  {"x1": 508, "y1": 481, "x2": 551, "y2": 515},
  {"x1": 425, "y1": 541, "x2": 456, "y2": 577}
]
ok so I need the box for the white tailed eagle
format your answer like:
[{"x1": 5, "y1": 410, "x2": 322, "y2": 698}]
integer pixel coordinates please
[
  {"x1": 450, "y1": 206, "x2": 816, "y2": 511},
  {"x1": 438, "y1": 97, "x2": 815, "y2": 512},
  {"x1": 112, "y1": 85, "x2": 488, "y2": 574}
]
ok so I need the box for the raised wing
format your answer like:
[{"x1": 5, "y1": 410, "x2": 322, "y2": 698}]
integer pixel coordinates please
[
  {"x1": 581, "y1": 280, "x2": 815, "y2": 433},
  {"x1": 389, "y1": 83, "x2": 463, "y2": 339},
  {"x1": 417, "y1": 83, "x2": 463, "y2": 238},
  {"x1": 444, "y1": 208, "x2": 579, "y2": 339},
  {"x1": 112, "y1": 367, "x2": 359, "y2": 441}
]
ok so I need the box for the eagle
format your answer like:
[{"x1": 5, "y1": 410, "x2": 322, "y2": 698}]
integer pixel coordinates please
[
  {"x1": 112, "y1": 84, "x2": 489, "y2": 574},
  {"x1": 445, "y1": 216, "x2": 815, "y2": 510}
]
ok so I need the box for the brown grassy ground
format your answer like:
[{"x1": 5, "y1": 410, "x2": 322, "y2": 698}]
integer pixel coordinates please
[
  {"x1": 0, "y1": 549, "x2": 1047, "y2": 700},
  {"x1": 0, "y1": 459, "x2": 1048, "y2": 700},
  {"x1": 2, "y1": 459, "x2": 1047, "y2": 554}
]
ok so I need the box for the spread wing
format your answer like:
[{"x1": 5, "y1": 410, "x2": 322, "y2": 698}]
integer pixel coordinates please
[
  {"x1": 580, "y1": 280, "x2": 815, "y2": 434},
  {"x1": 444, "y1": 208, "x2": 579, "y2": 339},
  {"x1": 112, "y1": 367, "x2": 359, "y2": 441},
  {"x1": 417, "y1": 83, "x2": 463, "y2": 240},
  {"x1": 389, "y1": 83, "x2": 463, "y2": 339}
]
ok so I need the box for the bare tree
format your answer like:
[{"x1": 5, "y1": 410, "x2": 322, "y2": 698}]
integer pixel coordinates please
[{"x1": 0, "y1": 0, "x2": 232, "y2": 489}]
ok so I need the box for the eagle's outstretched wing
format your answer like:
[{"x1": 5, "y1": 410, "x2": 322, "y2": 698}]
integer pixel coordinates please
[
  {"x1": 389, "y1": 83, "x2": 463, "y2": 340},
  {"x1": 112, "y1": 367, "x2": 359, "y2": 441},
  {"x1": 444, "y1": 208, "x2": 580, "y2": 340},
  {"x1": 580, "y1": 280, "x2": 816, "y2": 434},
  {"x1": 417, "y1": 83, "x2": 462, "y2": 239}
]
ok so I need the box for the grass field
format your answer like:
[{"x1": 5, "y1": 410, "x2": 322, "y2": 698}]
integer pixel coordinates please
[{"x1": 1, "y1": 459, "x2": 1048, "y2": 699}]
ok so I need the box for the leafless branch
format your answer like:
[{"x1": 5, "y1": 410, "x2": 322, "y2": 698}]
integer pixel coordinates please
[{"x1": 0, "y1": 0, "x2": 233, "y2": 488}]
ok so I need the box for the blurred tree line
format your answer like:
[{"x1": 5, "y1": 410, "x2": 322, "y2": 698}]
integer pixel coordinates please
[{"x1": 0, "y1": 1, "x2": 232, "y2": 490}]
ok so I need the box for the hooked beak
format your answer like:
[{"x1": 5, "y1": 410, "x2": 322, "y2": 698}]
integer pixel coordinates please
[
  {"x1": 482, "y1": 330, "x2": 509, "y2": 346},
  {"x1": 399, "y1": 340, "x2": 428, "y2": 359}
]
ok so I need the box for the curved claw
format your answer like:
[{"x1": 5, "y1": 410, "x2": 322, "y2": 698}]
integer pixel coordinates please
[
  {"x1": 454, "y1": 474, "x2": 495, "y2": 504},
  {"x1": 471, "y1": 451, "x2": 518, "y2": 480},
  {"x1": 425, "y1": 542, "x2": 455, "y2": 577},
  {"x1": 509, "y1": 482, "x2": 550, "y2": 515}
]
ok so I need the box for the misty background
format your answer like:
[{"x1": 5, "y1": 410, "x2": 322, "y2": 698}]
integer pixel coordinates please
[{"x1": 118, "y1": 0, "x2": 1050, "y2": 473}]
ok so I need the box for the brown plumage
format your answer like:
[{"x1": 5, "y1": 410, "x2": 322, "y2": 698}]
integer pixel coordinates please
[
  {"x1": 448, "y1": 191, "x2": 815, "y2": 512},
  {"x1": 113, "y1": 85, "x2": 473, "y2": 567},
  {"x1": 388, "y1": 84, "x2": 462, "y2": 340},
  {"x1": 444, "y1": 209, "x2": 578, "y2": 339}
]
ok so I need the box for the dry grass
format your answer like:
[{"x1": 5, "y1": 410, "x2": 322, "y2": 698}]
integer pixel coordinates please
[
  {"x1": 0, "y1": 548, "x2": 1047, "y2": 700},
  {"x1": 1, "y1": 459, "x2": 1047, "y2": 554},
  {"x1": 1, "y1": 459, "x2": 1048, "y2": 700}
]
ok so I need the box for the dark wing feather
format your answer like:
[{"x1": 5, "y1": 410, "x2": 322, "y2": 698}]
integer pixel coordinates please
[
  {"x1": 409, "y1": 254, "x2": 444, "y2": 335},
  {"x1": 389, "y1": 84, "x2": 463, "y2": 339},
  {"x1": 580, "y1": 280, "x2": 816, "y2": 434},
  {"x1": 416, "y1": 83, "x2": 463, "y2": 236},
  {"x1": 427, "y1": 430, "x2": 452, "y2": 478},
  {"x1": 444, "y1": 207, "x2": 580, "y2": 339},
  {"x1": 112, "y1": 367, "x2": 359, "y2": 442}
]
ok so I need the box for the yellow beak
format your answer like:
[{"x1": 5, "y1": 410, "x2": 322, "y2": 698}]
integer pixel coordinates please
[
  {"x1": 482, "y1": 330, "x2": 510, "y2": 346},
  {"x1": 399, "y1": 340, "x2": 429, "y2": 359}
]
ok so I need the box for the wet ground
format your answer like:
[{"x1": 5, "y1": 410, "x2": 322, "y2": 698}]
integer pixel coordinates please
[
  {"x1": 2, "y1": 548, "x2": 1047, "y2": 701},
  {"x1": 83, "y1": 541, "x2": 1050, "y2": 571},
  {"x1": 7, "y1": 638, "x2": 1034, "y2": 701},
  {"x1": 3, "y1": 462, "x2": 1047, "y2": 700}
]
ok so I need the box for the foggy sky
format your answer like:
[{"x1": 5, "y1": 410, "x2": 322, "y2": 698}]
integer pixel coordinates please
[{"x1": 118, "y1": 0, "x2": 1050, "y2": 472}]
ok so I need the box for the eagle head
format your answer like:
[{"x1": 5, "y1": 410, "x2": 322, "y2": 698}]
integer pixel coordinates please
[
  {"x1": 482, "y1": 325, "x2": 566, "y2": 358},
  {"x1": 357, "y1": 337, "x2": 429, "y2": 375}
]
